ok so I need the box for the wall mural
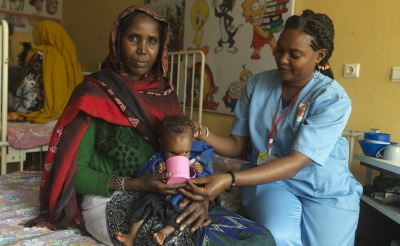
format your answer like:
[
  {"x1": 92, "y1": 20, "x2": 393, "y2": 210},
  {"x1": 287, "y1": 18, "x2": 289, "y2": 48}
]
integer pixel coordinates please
[
  {"x1": 0, "y1": 0, "x2": 62, "y2": 33},
  {"x1": 145, "y1": 0, "x2": 185, "y2": 52},
  {"x1": 147, "y1": 0, "x2": 295, "y2": 115}
]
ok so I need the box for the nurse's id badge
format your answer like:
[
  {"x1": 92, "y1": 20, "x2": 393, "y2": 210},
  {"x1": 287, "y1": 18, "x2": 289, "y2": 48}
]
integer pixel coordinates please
[{"x1": 257, "y1": 151, "x2": 277, "y2": 165}]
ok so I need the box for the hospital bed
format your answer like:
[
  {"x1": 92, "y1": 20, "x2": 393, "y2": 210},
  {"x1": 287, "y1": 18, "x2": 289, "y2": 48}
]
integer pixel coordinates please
[{"x1": 0, "y1": 19, "x2": 54, "y2": 175}]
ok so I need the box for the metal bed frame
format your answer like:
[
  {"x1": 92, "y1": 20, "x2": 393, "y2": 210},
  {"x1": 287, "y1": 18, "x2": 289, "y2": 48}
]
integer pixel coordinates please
[
  {"x1": 0, "y1": 20, "x2": 48, "y2": 175},
  {"x1": 168, "y1": 50, "x2": 205, "y2": 125}
]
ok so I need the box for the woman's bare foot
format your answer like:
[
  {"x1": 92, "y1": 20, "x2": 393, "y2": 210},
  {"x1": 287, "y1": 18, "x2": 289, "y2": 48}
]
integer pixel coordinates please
[
  {"x1": 114, "y1": 219, "x2": 145, "y2": 246},
  {"x1": 153, "y1": 225, "x2": 175, "y2": 245}
]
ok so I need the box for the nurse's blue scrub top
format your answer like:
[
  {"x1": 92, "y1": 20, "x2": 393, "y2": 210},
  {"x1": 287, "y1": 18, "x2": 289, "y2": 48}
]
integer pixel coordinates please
[{"x1": 231, "y1": 69, "x2": 363, "y2": 211}]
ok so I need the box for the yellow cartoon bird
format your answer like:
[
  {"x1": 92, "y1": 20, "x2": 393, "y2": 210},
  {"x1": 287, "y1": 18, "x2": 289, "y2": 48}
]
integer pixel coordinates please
[{"x1": 188, "y1": 0, "x2": 210, "y2": 54}]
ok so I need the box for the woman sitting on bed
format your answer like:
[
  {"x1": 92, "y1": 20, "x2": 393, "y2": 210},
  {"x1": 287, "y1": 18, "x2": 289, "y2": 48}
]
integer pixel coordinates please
[
  {"x1": 11, "y1": 20, "x2": 83, "y2": 123},
  {"x1": 25, "y1": 5, "x2": 275, "y2": 246}
]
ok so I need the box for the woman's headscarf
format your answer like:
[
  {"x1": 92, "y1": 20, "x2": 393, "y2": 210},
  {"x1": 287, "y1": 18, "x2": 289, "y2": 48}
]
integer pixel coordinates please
[
  {"x1": 96, "y1": 5, "x2": 181, "y2": 141},
  {"x1": 24, "y1": 20, "x2": 83, "y2": 123},
  {"x1": 104, "y1": 5, "x2": 170, "y2": 79}
]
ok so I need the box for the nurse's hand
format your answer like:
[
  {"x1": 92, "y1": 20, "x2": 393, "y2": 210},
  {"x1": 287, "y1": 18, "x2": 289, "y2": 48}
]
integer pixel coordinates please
[
  {"x1": 176, "y1": 199, "x2": 211, "y2": 233},
  {"x1": 193, "y1": 122, "x2": 201, "y2": 139},
  {"x1": 179, "y1": 173, "x2": 231, "y2": 202}
]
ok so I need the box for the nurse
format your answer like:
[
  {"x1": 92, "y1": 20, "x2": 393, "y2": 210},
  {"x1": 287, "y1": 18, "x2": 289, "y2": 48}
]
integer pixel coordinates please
[{"x1": 180, "y1": 9, "x2": 363, "y2": 246}]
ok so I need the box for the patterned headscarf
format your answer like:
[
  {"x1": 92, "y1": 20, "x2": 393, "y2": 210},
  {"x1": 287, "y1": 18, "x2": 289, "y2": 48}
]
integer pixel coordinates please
[
  {"x1": 95, "y1": 5, "x2": 181, "y2": 141},
  {"x1": 103, "y1": 5, "x2": 170, "y2": 80}
]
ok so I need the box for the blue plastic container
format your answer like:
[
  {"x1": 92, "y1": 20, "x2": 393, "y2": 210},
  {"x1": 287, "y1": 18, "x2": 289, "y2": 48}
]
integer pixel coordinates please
[
  {"x1": 358, "y1": 140, "x2": 397, "y2": 157},
  {"x1": 363, "y1": 132, "x2": 391, "y2": 143}
]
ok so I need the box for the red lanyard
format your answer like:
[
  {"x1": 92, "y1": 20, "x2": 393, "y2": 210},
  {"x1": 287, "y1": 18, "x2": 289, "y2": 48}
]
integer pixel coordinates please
[{"x1": 268, "y1": 88, "x2": 303, "y2": 155}]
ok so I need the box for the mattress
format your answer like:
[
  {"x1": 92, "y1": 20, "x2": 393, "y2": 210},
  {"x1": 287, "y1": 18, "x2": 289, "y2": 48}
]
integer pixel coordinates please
[
  {"x1": 3, "y1": 121, "x2": 56, "y2": 150},
  {"x1": 0, "y1": 171, "x2": 104, "y2": 245}
]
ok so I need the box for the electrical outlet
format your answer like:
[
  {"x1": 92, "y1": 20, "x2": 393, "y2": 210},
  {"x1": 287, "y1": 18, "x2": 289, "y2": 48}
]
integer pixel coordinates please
[
  {"x1": 391, "y1": 67, "x2": 400, "y2": 82},
  {"x1": 343, "y1": 64, "x2": 360, "y2": 78}
]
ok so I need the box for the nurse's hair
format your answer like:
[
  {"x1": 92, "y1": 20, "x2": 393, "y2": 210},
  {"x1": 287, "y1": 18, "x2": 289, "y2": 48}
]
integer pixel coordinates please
[{"x1": 284, "y1": 9, "x2": 335, "y2": 79}]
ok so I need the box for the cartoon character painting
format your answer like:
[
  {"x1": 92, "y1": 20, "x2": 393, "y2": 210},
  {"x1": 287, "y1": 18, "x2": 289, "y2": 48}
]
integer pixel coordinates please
[
  {"x1": 163, "y1": 2, "x2": 185, "y2": 52},
  {"x1": 239, "y1": 63, "x2": 253, "y2": 85},
  {"x1": 212, "y1": 0, "x2": 243, "y2": 54},
  {"x1": 241, "y1": 0, "x2": 289, "y2": 60},
  {"x1": 29, "y1": 0, "x2": 43, "y2": 13},
  {"x1": 223, "y1": 64, "x2": 253, "y2": 112},
  {"x1": 186, "y1": 62, "x2": 219, "y2": 111},
  {"x1": 45, "y1": 0, "x2": 58, "y2": 15},
  {"x1": 188, "y1": 0, "x2": 209, "y2": 55},
  {"x1": 223, "y1": 81, "x2": 242, "y2": 112},
  {"x1": 2, "y1": 0, "x2": 25, "y2": 11}
]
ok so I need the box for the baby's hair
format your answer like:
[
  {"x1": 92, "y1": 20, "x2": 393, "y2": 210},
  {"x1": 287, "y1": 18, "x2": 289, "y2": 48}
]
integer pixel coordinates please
[
  {"x1": 284, "y1": 9, "x2": 335, "y2": 79},
  {"x1": 159, "y1": 114, "x2": 195, "y2": 141}
]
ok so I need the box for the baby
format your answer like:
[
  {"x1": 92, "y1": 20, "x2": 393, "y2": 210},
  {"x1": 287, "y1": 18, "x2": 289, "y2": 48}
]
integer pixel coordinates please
[{"x1": 115, "y1": 114, "x2": 214, "y2": 246}]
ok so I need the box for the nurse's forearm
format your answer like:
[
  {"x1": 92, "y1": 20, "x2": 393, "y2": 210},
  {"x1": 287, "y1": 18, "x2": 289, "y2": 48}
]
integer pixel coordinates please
[
  {"x1": 199, "y1": 131, "x2": 248, "y2": 158},
  {"x1": 235, "y1": 150, "x2": 311, "y2": 186}
]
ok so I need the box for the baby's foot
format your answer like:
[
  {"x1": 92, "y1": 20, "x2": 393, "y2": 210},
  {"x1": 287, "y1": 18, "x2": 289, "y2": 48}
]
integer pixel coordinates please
[
  {"x1": 114, "y1": 219, "x2": 145, "y2": 246},
  {"x1": 114, "y1": 231, "x2": 134, "y2": 246},
  {"x1": 153, "y1": 230, "x2": 166, "y2": 245},
  {"x1": 153, "y1": 226, "x2": 175, "y2": 245}
]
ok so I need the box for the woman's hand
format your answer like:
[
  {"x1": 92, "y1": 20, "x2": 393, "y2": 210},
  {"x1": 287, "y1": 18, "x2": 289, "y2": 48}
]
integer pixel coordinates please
[
  {"x1": 131, "y1": 172, "x2": 186, "y2": 195},
  {"x1": 176, "y1": 199, "x2": 211, "y2": 233}
]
